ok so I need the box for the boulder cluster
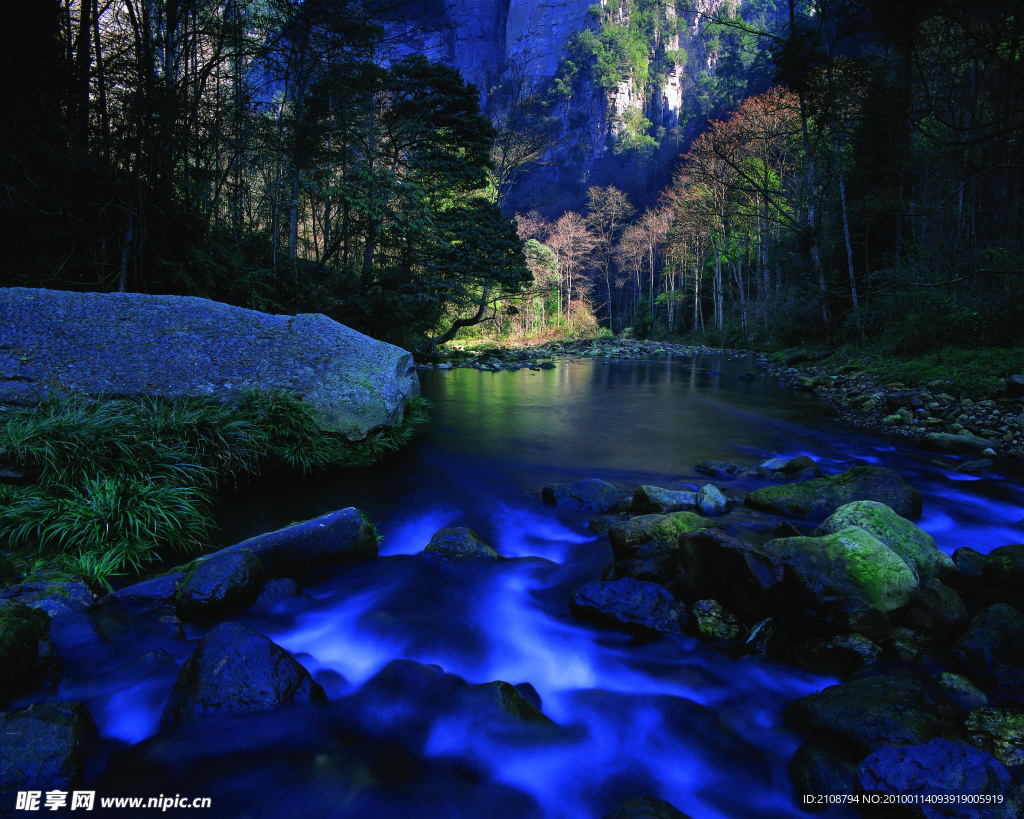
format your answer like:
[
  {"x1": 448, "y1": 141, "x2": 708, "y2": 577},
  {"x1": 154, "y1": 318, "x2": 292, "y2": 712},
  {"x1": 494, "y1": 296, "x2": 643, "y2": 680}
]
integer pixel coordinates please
[
  {"x1": 768, "y1": 355, "x2": 1024, "y2": 461},
  {"x1": 548, "y1": 460, "x2": 1024, "y2": 817}
]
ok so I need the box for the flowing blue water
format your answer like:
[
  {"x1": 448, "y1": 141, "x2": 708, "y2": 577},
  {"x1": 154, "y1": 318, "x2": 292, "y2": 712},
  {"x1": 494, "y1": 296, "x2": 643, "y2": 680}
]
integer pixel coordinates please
[{"x1": 42, "y1": 353, "x2": 1024, "y2": 817}]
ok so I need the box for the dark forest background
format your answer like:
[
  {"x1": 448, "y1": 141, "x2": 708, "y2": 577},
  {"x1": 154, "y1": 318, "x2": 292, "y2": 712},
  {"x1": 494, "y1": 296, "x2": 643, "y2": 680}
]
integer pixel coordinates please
[{"x1": 2, "y1": 0, "x2": 1022, "y2": 353}]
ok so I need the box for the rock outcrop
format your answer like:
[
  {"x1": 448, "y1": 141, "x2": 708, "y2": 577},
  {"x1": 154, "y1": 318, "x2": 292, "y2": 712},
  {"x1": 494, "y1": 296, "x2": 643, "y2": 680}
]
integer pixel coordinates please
[{"x1": 0, "y1": 288, "x2": 419, "y2": 441}]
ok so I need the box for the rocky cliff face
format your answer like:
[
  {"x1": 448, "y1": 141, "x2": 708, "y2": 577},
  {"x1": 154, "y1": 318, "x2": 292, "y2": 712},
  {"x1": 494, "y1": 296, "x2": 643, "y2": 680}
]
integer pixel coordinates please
[{"x1": 386, "y1": 0, "x2": 726, "y2": 172}]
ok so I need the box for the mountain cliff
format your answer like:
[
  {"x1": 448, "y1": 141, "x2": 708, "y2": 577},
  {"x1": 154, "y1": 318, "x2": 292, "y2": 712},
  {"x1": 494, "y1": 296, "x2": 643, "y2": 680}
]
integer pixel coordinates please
[{"x1": 384, "y1": 0, "x2": 776, "y2": 209}]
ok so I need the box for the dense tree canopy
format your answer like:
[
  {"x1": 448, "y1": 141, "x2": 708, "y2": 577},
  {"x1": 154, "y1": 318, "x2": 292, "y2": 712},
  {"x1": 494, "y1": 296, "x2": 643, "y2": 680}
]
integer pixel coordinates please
[{"x1": 0, "y1": 0, "x2": 530, "y2": 350}]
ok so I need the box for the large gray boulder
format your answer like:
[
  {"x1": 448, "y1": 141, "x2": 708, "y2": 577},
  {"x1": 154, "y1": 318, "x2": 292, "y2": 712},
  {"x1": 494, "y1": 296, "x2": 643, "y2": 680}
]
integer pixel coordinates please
[{"x1": 0, "y1": 288, "x2": 418, "y2": 440}]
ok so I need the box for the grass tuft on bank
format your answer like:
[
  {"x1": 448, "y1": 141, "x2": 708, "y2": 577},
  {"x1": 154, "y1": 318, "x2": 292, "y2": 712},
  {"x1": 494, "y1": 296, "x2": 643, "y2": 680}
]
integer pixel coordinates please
[
  {"x1": 0, "y1": 392, "x2": 430, "y2": 590},
  {"x1": 771, "y1": 345, "x2": 1024, "y2": 400}
]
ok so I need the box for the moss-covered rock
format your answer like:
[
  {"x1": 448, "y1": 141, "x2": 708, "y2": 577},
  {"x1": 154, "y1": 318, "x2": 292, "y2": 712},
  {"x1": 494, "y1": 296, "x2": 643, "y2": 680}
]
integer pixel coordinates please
[
  {"x1": 982, "y1": 544, "x2": 1024, "y2": 606},
  {"x1": 784, "y1": 675, "x2": 958, "y2": 757},
  {"x1": 763, "y1": 527, "x2": 918, "y2": 622},
  {"x1": 744, "y1": 466, "x2": 923, "y2": 521},
  {"x1": 631, "y1": 485, "x2": 697, "y2": 514},
  {"x1": 0, "y1": 602, "x2": 50, "y2": 704},
  {"x1": 608, "y1": 512, "x2": 718, "y2": 562},
  {"x1": 423, "y1": 526, "x2": 501, "y2": 562},
  {"x1": 690, "y1": 599, "x2": 740, "y2": 640},
  {"x1": 963, "y1": 706, "x2": 1024, "y2": 767},
  {"x1": 792, "y1": 634, "x2": 882, "y2": 677},
  {"x1": 813, "y1": 501, "x2": 953, "y2": 582},
  {"x1": 473, "y1": 681, "x2": 553, "y2": 725},
  {"x1": 904, "y1": 578, "x2": 968, "y2": 635}
]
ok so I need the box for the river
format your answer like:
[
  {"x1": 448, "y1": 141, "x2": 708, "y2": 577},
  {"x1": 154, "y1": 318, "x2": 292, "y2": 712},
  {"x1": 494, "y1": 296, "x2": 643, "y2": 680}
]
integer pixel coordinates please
[{"x1": 48, "y1": 353, "x2": 1024, "y2": 818}]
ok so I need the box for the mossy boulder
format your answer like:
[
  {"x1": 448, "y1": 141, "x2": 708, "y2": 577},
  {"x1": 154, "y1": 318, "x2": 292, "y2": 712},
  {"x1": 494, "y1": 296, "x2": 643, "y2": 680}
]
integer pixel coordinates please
[
  {"x1": 0, "y1": 602, "x2": 50, "y2": 704},
  {"x1": 690, "y1": 599, "x2": 740, "y2": 640},
  {"x1": 608, "y1": 512, "x2": 718, "y2": 562},
  {"x1": 569, "y1": 577, "x2": 686, "y2": 635},
  {"x1": 744, "y1": 466, "x2": 923, "y2": 521},
  {"x1": 763, "y1": 528, "x2": 918, "y2": 625},
  {"x1": 964, "y1": 706, "x2": 1024, "y2": 767},
  {"x1": 0, "y1": 702, "x2": 98, "y2": 798},
  {"x1": 785, "y1": 675, "x2": 957, "y2": 757},
  {"x1": 631, "y1": 485, "x2": 697, "y2": 514},
  {"x1": 423, "y1": 526, "x2": 501, "y2": 562},
  {"x1": 813, "y1": 501, "x2": 953, "y2": 582},
  {"x1": 541, "y1": 478, "x2": 628, "y2": 513},
  {"x1": 0, "y1": 288, "x2": 419, "y2": 440}
]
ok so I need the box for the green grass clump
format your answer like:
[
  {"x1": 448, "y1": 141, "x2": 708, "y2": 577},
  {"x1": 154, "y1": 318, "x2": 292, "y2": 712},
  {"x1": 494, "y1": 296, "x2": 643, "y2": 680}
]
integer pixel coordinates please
[{"x1": 0, "y1": 392, "x2": 431, "y2": 588}]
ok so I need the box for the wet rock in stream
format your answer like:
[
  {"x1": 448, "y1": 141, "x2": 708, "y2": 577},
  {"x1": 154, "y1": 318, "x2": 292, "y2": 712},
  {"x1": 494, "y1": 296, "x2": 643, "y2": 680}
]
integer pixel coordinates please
[
  {"x1": 0, "y1": 702, "x2": 98, "y2": 799},
  {"x1": 160, "y1": 621, "x2": 327, "y2": 727},
  {"x1": 744, "y1": 465, "x2": 923, "y2": 520}
]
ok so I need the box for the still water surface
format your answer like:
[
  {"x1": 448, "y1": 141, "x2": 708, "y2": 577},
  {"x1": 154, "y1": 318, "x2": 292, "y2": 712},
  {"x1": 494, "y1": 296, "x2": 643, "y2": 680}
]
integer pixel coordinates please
[{"x1": 51, "y1": 353, "x2": 1024, "y2": 817}]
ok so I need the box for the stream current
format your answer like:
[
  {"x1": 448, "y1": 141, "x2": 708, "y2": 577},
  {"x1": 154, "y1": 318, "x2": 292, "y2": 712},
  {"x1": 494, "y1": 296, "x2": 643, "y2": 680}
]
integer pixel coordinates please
[{"x1": 42, "y1": 353, "x2": 1024, "y2": 818}]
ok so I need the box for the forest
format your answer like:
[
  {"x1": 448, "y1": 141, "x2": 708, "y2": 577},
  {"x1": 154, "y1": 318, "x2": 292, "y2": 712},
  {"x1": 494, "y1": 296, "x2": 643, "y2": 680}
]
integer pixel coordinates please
[{"x1": 2, "y1": 0, "x2": 1022, "y2": 355}]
